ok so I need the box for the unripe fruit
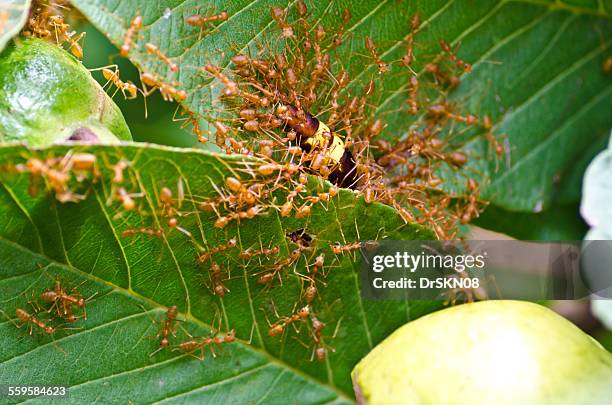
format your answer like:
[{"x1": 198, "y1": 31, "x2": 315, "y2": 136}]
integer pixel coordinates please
[
  {"x1": 352, "y1": 301, "x2": 612, "y2": 405},
  {"x1": 0, "y1": 38, "x2": 131, "y2": 145}
]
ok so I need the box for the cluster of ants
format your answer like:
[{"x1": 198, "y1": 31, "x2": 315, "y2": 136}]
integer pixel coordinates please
[
  {"x1": 9, "y1": 151, "x2": 149, "y2": 216},
  {"x1": 143, "y1": 303, "x2": 332, "y2": 363},
  {"x1": 13, "y1": 152, "x2": 98, "y2": 202},
  {"x1": 22, "y1": 0, "x2": 86, "y2": 59},
  {"x1": 112, "y1": 2, "x2": 502, "y2": 357},
  {"x1": 266, "y1": 303, "x2": 336, "y2": 362},
  {"x1": 162, "y1": 2, "x2": 502, "y2": 240},
  {"x1": 2, "y1": 272, "x2": 236, "y2": 361},
  {"x1": 21, "y1": 1, "x2": 202, "y2": 107},
  {"x1": 116, "y1": 170, "x2": 355, "y2": 361},
  {"x1": 2, "y1": 277, "x2": 90, "y2": 340},
  {"x1": 22, "y1": 1, "x2": 501, "y2": 241},
  {"x1": 6, "y1": 1, "x2": 505, "y2": 364},
  {"x1": 5, "y1": 147, "x2": 365, "y2": 360},
  {"x1": 7, "y1": 151, "x2": 170, "y2": 230},
  {"x1": 101, "y1": 156, "x2": 359, "y2": 361}
]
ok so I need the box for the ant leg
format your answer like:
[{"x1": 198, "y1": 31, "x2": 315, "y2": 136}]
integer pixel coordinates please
[
  {"x1": 75, "y1": 31, "x2": 87, "y2": 48},
  {"x1": 177, "y1": 322, "x2": 196, "y2": 340},
  {"x1": 247, "y1": 322, "x2": 256, "y2": 345},
  {"x1": 208, "y1": 344, "x2": 217, "y2": 359},
  {"x1": 195, "y1": 346, "x2": 206, "y2": 361},
  {"x1": 139, "y1": 83, "x2": 158, "y2": 119},
  {"x1": 0, "y1": 310, "x2": 24, "y2": 329},
  {"x1": 138, "y1": 305, "x2": 162, "y2": 340},
  {"x1": 149, "y1": 343, "x2": 166, "y2": 357}
]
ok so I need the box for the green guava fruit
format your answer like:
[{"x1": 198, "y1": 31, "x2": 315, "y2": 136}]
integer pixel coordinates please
[
  {"x1": 0, "y1": 37, "x2": 131, "y2": 145},
  {"x1": 352, "y1": 300, "x2": 612, "y2": 405}
]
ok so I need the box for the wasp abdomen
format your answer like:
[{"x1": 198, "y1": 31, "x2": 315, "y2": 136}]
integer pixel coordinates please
[{"x1": 276, "y1": 103, "x2": 356, "y2": 188}]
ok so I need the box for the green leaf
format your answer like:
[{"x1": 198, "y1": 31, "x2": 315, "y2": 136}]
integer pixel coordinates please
[
  {"x1": 445, "y1": 4, "x2": 611, "y2": 211},
  {"x1": 475, "y1": 123, "x2": 607, "y2": 240},
  {"x1": 0, "y1": 38, "x2": 132, "y2": 145},
  {"x1": 0, "y1": 0, "x2": 30, "y2": 52},
  {"x1": 594, "y1": 328, "x2": 612, "y2": 351},
  {"x1": 71, "y1": 0, "x2": 612, "y2": 213},
  {"x1": 555, "y1": 127, "x2": 610, "y2": 206},
  {"x1": 0, "y1": 142, "x2": 439, "y2": 403},
  {"x1": 475, "y1": 202, "x2": 588, "y2": 240}
]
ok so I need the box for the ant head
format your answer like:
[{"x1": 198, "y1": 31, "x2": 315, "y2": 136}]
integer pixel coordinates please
[
  {"x1": 298, "y1": 305, "x2": 310, "y2": 318},
  {"x1": 290, "y1": 249, "x2": 301, "y2": 260},
  {"x1": 332, "y1": 244, "x2": 342, "y2": 255},
  {"x1": 214, "y1": 216, "x2": 229, "y2": 228}
]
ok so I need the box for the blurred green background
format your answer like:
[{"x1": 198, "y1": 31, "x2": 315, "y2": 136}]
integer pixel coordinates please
[{"x1": 81, "y1": 23, "x2": 198, "y2": 148}]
